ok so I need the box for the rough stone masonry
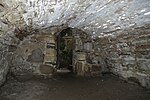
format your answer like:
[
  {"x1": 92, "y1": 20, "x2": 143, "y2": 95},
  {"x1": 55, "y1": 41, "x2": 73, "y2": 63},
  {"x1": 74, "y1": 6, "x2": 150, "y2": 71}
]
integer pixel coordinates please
[{"x1": 0, "y1": 0, "x2": 150, "y2": 88}]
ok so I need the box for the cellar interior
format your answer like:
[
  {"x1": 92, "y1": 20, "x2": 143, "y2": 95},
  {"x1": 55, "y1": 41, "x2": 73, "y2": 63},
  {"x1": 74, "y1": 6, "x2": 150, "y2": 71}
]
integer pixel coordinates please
[{"x1": 0, "y1": 0, "x2": 150, "y2": 100}]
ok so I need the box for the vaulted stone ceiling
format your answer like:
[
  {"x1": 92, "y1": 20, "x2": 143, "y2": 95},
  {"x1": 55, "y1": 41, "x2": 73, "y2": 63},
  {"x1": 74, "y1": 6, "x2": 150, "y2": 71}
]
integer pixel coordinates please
[{"x1": 0, "y1": 0, "x2": 150, "y2": 36}]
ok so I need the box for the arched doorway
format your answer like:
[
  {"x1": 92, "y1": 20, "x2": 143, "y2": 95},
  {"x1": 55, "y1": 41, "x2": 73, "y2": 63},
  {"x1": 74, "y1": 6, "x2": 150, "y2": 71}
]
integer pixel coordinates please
[{"x1": 56, "y1": 27, "x2": 73, "y2": 71}]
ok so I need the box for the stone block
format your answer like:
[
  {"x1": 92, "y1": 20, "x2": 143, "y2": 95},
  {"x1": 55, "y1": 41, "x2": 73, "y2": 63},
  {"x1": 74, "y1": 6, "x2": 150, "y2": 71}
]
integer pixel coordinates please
[
  {"x1": 39, "y1": 64, "x2": 55, "y2": 75},
  {"x1": 75, "y1": 39, "x2": 83, "y2": 51},
  {"x1": 44, "y1": 48, "x2": 56, "y2": 64},
  {"x1": 75, "y1": 61, "x2": 84, "y2": 75},
  {"x1": 84, "y1": 63, "x2": 92, "y2": 73},
  {"x1": 136, "y1": 73, "x2": 150, "y2": 88},
  {"x1": 33, "y1": 35, "x2": 55, "y2": 44},
  {"x1": 74, "y1": 60, "x2": 102, "y2": 76},
  {"x1": 44, "y1": 55, "x2": 56, "y2": 63},
  {"x1": 137, "y1": 60, "x2": 150, "y2": 71},
  {"x1": 27, "y1": 48, "x2": 44, "y2": 63},
  {"x1": 76, "y1": 52, "x2": 86, "y2": 61},
  {"x1": 84, "y1": 42, "x2": 93, "y2": 51},
  {"x1": 8, "y1": 45, "x2": 17, "y2": 52},
  {"x1": 11, "y1": 55, "x2": 35, "y2": 80},
  {"x1": 45, "y1": 48, "x2": 56, "y2": 55},
  {"x1": 91, "y1": 64, "x2": 101, "y2": 73},
  {"x1": 135, "y1": 44, "x2": 150, "y2": 51}
]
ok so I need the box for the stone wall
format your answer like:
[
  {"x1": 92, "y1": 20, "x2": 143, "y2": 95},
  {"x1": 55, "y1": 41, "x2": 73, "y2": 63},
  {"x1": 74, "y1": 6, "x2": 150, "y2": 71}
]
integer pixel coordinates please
[
  {"x1": 98, "y1": 26, "x2": 150, "y2": 88},
  {"x1": 0, "y1": 41, "x2": 9, "y2": 86},
  {"x1": 10, "y1": 30, "x2": 59, "y2": 80},
  {"x1": 0, "y1": 25, "x2": 67, "y2": 85},
  {"x1": 72, "y1": 29, "x2": 108, "y2": 76},
  {"x1": 0, "y1": 31, "x2": 19, "y2": 86}
]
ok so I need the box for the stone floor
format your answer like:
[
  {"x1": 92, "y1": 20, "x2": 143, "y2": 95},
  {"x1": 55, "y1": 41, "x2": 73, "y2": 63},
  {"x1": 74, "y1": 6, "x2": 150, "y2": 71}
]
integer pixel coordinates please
[{"x1": 0, "y1": 73, "x2": 150, "y2": 100}]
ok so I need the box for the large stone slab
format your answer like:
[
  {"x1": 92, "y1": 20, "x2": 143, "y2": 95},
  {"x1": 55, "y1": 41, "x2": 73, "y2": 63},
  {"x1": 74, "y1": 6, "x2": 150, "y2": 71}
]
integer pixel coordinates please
[
  {"x1": 39, "y1": 64, "x2": 55, "y2": 75},
  {"x1": 27, "y1": 48, "x2": 44, "y2": 63},
  {"x1": 11, "y1": 55, "x2": 35, "y2": 80}
]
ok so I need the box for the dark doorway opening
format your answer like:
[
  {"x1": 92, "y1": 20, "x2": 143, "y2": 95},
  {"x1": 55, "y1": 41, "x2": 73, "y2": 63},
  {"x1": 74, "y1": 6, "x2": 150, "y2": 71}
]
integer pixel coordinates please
[{"x1": 57, "y1": 27, "x2": 73, "y2": 71}]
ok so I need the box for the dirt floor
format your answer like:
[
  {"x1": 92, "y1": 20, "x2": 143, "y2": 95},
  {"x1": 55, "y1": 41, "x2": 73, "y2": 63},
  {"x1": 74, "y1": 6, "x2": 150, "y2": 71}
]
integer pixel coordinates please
[{"x1": 0, "y1": 73, "x2": 150, "y2": 100}]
